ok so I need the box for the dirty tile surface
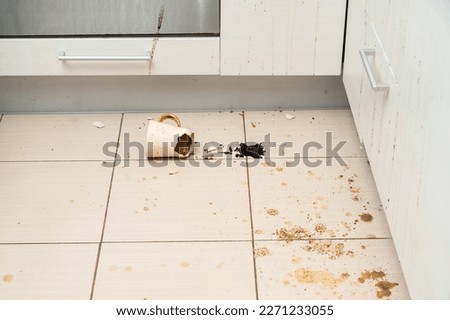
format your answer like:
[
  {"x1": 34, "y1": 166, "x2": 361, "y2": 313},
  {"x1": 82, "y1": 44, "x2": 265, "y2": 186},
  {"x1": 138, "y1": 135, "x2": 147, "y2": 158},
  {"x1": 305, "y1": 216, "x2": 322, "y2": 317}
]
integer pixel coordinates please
[
  {"x1": 245, "y1": 109, "x2": 365, "y2": 158},
  {"x1": 0, "y1": 114, "x2": 121, "y2": 161},
  {"x1": 0, "y1": 244, "x2": 98, "y2": 299},
  {"x1": 0, "y1": 110, "x2": 409, "y2": 299},
  {"x1": 93, "y1": 242, "x2": 256, "y2": 300},
  {"x1": 249, "y1": 157, "x2": 391, "y2": 240},
  {"x1": 254, "y1": 240, "x2": 409, "y2": 299}
]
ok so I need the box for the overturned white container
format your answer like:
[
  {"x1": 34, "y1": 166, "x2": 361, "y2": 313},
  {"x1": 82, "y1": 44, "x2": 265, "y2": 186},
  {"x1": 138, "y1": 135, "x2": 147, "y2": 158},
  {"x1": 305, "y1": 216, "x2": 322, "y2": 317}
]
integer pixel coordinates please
[{"x1": 146, "y1": 113, "x2": 194, "y2": 159}]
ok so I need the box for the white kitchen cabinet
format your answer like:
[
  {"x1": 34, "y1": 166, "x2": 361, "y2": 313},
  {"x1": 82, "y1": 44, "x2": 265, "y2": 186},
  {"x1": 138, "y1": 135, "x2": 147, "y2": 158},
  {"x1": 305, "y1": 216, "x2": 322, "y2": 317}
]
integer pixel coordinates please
[
  {"x1": 221, "y1": 0, "x2": 347, "y2": 75},
  {"x1": 343, "y1": 0, "x2": 450, "y2": 299},
  {"x1": 0, "y1": 38, "x2": 220, "y2": 76},
  {"x1": 342, "y1": 0, "x2": 368, "y2": 137}
]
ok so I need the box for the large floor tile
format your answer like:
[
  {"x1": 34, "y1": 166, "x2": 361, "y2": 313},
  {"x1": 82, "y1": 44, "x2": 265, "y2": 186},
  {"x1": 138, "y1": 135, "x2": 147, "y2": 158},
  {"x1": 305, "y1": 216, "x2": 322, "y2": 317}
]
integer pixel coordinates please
[
  {"x1": 0, "y1": 162, "x2": 112, "y2": 243},
  {"x1": 255, "y1": 239, "x2": 409, "y2": 299},
  {"x1": 0, "y1": 244, "x2": 97, "y2": 299},
  {"x1": 93, "y1": 241, "x2": 256, "y2": 299},
  {"x1": 245, "y1": 109, "x2": 365, "y2": 158},
  {"x1": 104, "y1": 159, "x2": 251, "y2": 241},
  {"x1": 0, "y1": 114, "x2": 121, "y2": 161},
  {"x1": 119, "y1": 112, "x2": 245, "y2": 160},
  {"x1": 249, "y1": 157, "x2": 391, "y2": 240}
]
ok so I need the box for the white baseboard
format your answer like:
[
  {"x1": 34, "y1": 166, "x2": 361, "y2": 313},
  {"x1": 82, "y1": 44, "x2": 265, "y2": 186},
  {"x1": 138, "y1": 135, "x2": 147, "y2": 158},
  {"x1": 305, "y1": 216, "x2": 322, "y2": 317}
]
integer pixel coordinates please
[{"x1": 0, "y1": 75, "x2": 348, "y2": 113}]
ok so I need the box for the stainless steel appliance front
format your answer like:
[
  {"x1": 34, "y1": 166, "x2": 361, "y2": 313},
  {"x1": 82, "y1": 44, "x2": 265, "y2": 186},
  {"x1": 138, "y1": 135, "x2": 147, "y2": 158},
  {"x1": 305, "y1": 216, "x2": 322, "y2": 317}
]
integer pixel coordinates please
[{"x1": 0, "y1": 0, "x2": 220, "y2": 37}]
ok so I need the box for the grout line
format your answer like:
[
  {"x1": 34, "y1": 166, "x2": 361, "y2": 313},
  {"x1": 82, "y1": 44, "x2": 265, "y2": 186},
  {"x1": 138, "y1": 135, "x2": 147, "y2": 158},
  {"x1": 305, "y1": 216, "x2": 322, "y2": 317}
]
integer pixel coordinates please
[
  {"x1": 0, "y1": 159, "x2": 115, "y2": 163},
  {"x1": 102, "y1": 155, "x2": 367, "y2": 162},
  {"x1": 242, "y1": 111, "x2": 260, "y2": 300},
  {"x1": 0, "y1": 242, "x2": 100, "y2": 246},
  {"x1": 89, "y1": 113, "x2": 124, "y2": 300},
  {"x1": 101, "y1": 239, "x2": 254, "y2": 244},
  {"x1": 0, "y1": 237, "x2": 393, "y2": 246}
]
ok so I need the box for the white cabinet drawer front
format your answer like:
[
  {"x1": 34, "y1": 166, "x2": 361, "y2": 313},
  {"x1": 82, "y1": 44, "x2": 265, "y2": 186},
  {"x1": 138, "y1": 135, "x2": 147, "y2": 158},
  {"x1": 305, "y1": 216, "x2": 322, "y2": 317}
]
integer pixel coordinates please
[
  {"x1": 221, "y1": 0, "x2": 346, "y2": 76},
  {"x1": 0, "y1": 38, "x2": 220, "y2": 76}
]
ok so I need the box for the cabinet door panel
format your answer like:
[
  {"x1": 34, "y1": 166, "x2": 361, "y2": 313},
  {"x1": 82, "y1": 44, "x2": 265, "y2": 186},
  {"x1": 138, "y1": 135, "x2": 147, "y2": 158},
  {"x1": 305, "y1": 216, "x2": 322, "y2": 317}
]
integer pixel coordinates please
[
  {"x1": 342, "y1": 0, "x2": 368, "y2": 138},
  {"x1": 0, "y1": 38, "x2": 220, "y2": 76},
  {"x1": 221, "y1": 0, "x2": 346, "y2": 75}
]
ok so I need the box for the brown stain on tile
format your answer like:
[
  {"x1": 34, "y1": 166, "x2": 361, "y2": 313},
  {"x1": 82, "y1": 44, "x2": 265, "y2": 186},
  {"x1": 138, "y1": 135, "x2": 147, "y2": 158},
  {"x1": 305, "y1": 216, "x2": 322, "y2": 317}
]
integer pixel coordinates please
[
  {"x1": 3, "y1": 274, "x2": 13, "y2": 282},
  {"x1": 294, "y1": 268, "x2": 349, "y2": 289},
  {"x1": 375, "y1": 281, "x2": 399, "y2": 299},
  {"x1": 276, "y1": 226, "x2": 311, "y2": 242},
  {"x1": 282, "y1": 279, "x2": 290, "y2": 286},
  {"x1": 361, "y1": 245, "x2": 367, "y2": 250},
  {"x1": 304, "y1": 240, "x2": 348, "y2": 260},
  {"x1": 124, "y1": 266, "x2": 133, "y2": 272},
  {"x1": 307, "y1": 170, "x2": 314, "y2": 176},
  {"x1": 251, "y1": 122, "x2": 256, "y2": 128},
  {"x1": 350, "y1": 186, "x2": 361, "y2": 193},
  {"x1": 345, "y1": 211, "x2": 353, "y2": 217},
  {"x1": 254, "y1": 247, "x2": 270, "y2": 257},
  {"x1": 281, "y1": 181, "x2": 288, "y2": 186},
  {"x1": 357, "y1": 270, "x2": 386, "y2": 283},
  {"x1": 266, "y1": 208, "x2": 279, "y2": 216},
  {"x1": 347, "y1": 174, "x2": 362, "y2": 202},
  {"x1": 276, "y1": 166, "x2": 284, "y2": 172},
  {"x1": 143, "y1": 207, "x2": 149, "y2": 212},
  {"x1": 216, "y1": 262, "x2": 225, "y2": 269},
  {"x1": 314, "y1": 223, "x2": 327, "y2": 234},
  {"x1": 358, "y1": 270, "x2": 399, "y2": 299},
  {"x1": 254, "y1": 229, "x2": 263, "y2": 235},
  {"x1": 180, "y1": 262, "x2": 190, "y2": 268},
  {"x1": 359, "y1": 213, "x2": 373, "y2": 222}
]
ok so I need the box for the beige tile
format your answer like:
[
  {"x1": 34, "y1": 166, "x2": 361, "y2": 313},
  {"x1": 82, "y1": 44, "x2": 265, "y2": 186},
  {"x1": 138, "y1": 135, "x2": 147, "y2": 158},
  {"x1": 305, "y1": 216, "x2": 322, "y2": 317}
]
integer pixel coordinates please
[
  {"x1": 255, "y1": 239, "x2": 409, "y2": 299},
  {"x1": 93, "y1": 241, "x2": 256, "y2": 299},
  {"x1": 0, "y1": 114, "x2": 121, "y2": 161},
  {"x1": 119, "y1": 112, "x2": 245, "y2": 160},
  {"x1": 0, "y1": 162, "x2": 112, "y2": 243},
  {"x1": 245, "y1": 109, "x2": 365, "y2": 158},
  {"x1": 249, "y1": 157, "x2": 391, "y2": 240},
  {"x1": 104, "y1": 159, "x2": 251, "y2": 241},
  {"x1": 0, "y1": 244, "x2": 97, "y2": 299}
]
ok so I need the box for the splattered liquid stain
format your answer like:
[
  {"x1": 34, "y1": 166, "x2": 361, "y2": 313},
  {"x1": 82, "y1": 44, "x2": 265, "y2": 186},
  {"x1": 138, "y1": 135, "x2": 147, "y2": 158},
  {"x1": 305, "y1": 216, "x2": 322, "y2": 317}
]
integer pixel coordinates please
[
  {"x1": 266, "y1": 208, "x2": 279, "y2": 216},
  {"x1": 3, "y1": 274, "x2": 13, "y2": 282},
  {"x1": 254, "y1": 247, "x2": 270, "y2": 257},
  {"x1": 357, "y1": 270, "x2": 399, "y2": 299},
  {"x1": 359, "y1": 213, "x2": 374, "y2": 222},
  {"x1": 294, "y1": 268, "x2": 349, "y2": 289},
  {"x1": 375, "y1": 281, "x2": 399, "y2": 299},
  {"x1": 276, "y1": 226, "x2": 311, "y2": 243},
  {"x1": 148, "y1": 5, "x2": 165, "y2": 74}
]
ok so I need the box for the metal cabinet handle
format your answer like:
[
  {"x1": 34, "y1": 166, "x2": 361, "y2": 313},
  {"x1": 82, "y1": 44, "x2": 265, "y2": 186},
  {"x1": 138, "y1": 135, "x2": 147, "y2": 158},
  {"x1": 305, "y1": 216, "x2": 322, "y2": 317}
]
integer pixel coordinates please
[
  {"x1": 58, "y1": 51, "x2": 150, "y2": 61},
  {"x1": 359, "y1": 49, "x2": 389, "y2": 91}
]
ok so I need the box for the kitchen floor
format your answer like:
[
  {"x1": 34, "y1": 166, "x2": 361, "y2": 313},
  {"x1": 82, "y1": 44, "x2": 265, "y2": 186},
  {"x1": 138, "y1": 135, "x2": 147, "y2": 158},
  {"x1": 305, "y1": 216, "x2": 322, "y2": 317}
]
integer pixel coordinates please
[{"x1": 0, "y1": 110, "x2": 410, "y2": 300}]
